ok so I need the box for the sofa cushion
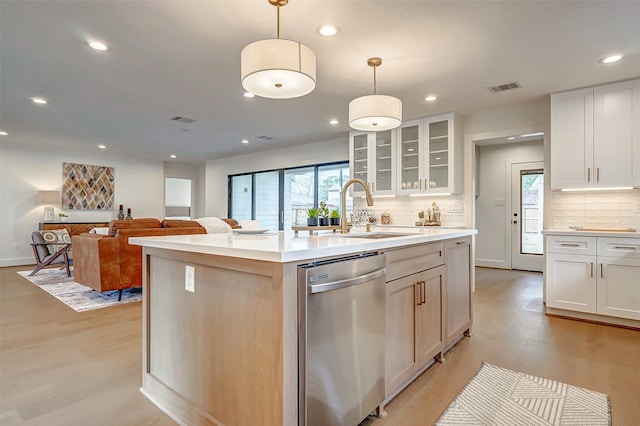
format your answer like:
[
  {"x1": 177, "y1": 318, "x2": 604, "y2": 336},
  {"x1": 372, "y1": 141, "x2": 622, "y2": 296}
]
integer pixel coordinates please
[
  {"x1": 108, "y1": 218, "x2": 161, "y2": 236},
  {"x1": 161, "y1": 219, "x2": 204, "y2": 228},
  {"x1": 40, "y1": 229, "x2": 72, "y2": 255}
]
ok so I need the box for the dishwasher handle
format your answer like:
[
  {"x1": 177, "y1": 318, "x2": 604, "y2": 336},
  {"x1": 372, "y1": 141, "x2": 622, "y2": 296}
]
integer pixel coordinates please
[{"x1": 308, "y1": 267, "x2": 386, "y2": 294}]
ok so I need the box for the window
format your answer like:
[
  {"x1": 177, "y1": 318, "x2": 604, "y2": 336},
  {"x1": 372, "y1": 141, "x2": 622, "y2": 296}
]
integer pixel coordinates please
[{"x1": 229, "y1": 162, "x2": 349, "y2": 230}]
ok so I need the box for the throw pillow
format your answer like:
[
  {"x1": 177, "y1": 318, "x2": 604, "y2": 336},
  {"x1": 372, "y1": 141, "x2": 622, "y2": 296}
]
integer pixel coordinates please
[{"x1": 40, "y1": 229, "x2": 72, "y2": 255}]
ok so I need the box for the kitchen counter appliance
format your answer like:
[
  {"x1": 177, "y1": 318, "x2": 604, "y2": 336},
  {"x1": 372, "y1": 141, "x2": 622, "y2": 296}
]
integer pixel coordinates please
[{"x1": 298, "y1": 253, "x2": 386, "y2": 426}]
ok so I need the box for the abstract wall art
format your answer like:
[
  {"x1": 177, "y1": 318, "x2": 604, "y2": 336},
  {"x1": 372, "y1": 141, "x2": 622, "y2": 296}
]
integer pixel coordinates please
[{"x1": 62, "y1": 162, "x2": 115, "y2": 209}]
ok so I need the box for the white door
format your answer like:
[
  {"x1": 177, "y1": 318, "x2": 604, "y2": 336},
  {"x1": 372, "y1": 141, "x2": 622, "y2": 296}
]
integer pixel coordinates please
[{"x1": 511, "y1": 162, "x2": 544, "y2": 271}]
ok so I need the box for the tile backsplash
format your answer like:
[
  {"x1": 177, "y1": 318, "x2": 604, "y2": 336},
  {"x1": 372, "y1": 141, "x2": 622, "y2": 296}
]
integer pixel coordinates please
[
  {"x1": 551, "y1": 189, "x2": 640, "y2": 230},
  {"x1": 353, "y1": 195, "x2": 466, "y2": 227}
]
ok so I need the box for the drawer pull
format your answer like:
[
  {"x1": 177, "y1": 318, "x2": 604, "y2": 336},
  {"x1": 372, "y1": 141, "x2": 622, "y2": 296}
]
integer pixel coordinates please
[
  {"x1": 600, "y1": 263, "x2": 604, "y2": 278},
  {"x1": 613, "y1": 246, "x2": 636, "y2": 251},
  {"x1": 415, "y1": 283, "x2": 422, "y2": 306},
  {"x1": 590, "y1": 262, "x2": 594, "y2": 277},
  {"x1": 456, "y1": 241, "x2": 466, "y2": 245},
  {"x1": 560, "y1": 243, "x2": 581, "y2": 247}
]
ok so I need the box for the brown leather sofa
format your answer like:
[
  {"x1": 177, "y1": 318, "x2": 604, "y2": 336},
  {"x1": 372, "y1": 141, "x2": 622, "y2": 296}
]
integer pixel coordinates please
[{"x1": 71, "y1": 218, "x2": 210, "y2": 295}]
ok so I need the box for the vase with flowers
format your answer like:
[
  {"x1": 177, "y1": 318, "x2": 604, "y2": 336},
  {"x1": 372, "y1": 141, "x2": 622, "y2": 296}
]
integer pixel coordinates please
[{"x1": 58, "y1": 212, "x2": 69, "y2": 223}]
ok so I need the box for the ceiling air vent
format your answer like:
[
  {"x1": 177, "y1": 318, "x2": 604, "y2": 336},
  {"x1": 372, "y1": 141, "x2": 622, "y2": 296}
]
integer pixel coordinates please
[
  {"x1": 487, "y1": 81, "x2": 522, "y2": 94},
  {"x1": 170, "y1": 116, "x2": 196, "y2": 124},
  {"x1": 257, "y1": 135, "x2": 274, "y2": 141}
]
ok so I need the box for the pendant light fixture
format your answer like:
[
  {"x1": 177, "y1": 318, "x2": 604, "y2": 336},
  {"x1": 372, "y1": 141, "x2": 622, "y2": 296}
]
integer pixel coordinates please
[
  {"x1": 241, "y1": 0, "x2": 316, "y2": 99},
  {"x1": 349, "y1": 57, "x2": 402, "y2": 131}
]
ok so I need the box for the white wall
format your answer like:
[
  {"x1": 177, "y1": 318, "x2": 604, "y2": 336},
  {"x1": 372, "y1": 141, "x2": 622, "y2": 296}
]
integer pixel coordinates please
[
  {"x1": 0, "y1": 141, "x2": 165, "y2": 266},
  {"x1": 204, "y1": 138, "x2": 348, "y2": 217},
  {"x1": 475, "y1": 141, "x2": 544, "y2": 268}
]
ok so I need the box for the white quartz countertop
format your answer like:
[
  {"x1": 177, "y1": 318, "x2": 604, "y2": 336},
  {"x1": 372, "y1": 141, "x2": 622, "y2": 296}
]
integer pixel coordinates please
[
  {"x1": 543, "y1": 229, "x2": 639, "y2": 238},
  {"x1": 130, "y1": 227, "x2": 477, "y2": 263}
]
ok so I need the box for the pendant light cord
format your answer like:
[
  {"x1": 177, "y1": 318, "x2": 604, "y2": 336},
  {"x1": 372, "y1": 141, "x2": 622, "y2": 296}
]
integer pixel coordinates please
[
  {"x1": 276, "y1": 4, "x2": 281, "y2": 39},
  {"x1": 373, "y1": 65, "x2": 377, "y2": 95}
]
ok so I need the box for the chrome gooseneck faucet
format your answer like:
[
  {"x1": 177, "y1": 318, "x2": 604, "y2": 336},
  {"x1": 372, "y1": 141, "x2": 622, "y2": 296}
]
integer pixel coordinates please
[{"x1": 341, "y1": 178, "x2": 374, "y2": 233}]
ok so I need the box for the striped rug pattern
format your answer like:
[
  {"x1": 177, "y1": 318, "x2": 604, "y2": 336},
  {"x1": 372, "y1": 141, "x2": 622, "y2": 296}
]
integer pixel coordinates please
[{"x1": 437, "y1": 362, "x2": 611, "y2": 426}]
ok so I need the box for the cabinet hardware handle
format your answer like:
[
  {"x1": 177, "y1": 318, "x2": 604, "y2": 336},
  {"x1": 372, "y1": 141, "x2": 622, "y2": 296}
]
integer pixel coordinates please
[
  {"x1": 420, "y1": 179, "x2": 422, "y2": 190},
  {"x1": 457, "y1": 241, "x2": 466, "y2": 245},
  {"x1": 415, "y1": 283, "x2": 421, "y2": 306},
  {"x1": 590, "y1": 262, "x2": 594, "y2": 277},
  {"x1": 597, "y1": 167, "x2": 600, "y2": 182},
  {"x1": 587, "y1": 168, "x2": 591, "y2": 182},
  {"x1": 560, "y1": 243, "x2": 580, "y2": 247},
  {"x1": 600, "y1": 263, "x2": 604, "y2": 278},
  {"x1": 613, "y1": 246, "x2": 635, "y2": 250},
  {"x1": 421, "y1": 281, "x2": 426, "y2": 305}
]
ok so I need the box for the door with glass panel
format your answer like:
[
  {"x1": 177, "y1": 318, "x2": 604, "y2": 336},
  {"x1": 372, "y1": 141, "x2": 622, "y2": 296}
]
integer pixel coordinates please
[
  {"x1": 284, "y1": 167, "x2": 315, "y2": 229},
  {"x1": 511, "y1": 162, "x2": 544, "y2": 272},
  {"x1": 373, "y1": 129, "x2": 395, "y2": 194},
  {"x1": 350, "y1": 132, "x2": 369, "y2": 195},
  {"x1": 230, "y1": 174, "x2": 252, "y2": 222}
]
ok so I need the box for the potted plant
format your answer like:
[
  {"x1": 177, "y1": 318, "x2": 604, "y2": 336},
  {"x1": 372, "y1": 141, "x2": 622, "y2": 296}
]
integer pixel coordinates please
[
  {"x1": 318, "y1": 201, "x2": 330, "y2": 226},
  {"x1": 58, "y1": 212, "x2": 69, "y2": 223},
  {"x1": 329, "y1": 209, "x2": 340, "y2": 226},
  {"x1": 307, "y1": 207, "x2": 319, "y2": 226}
]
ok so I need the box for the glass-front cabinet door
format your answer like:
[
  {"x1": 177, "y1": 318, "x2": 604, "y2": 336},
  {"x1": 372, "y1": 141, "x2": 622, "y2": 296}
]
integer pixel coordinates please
[
  {"x1": 426, "y1": 118, "x2": 450, "y2": 191},
  {"x1": 374, "y1": 130, "x2": 394, "y2": 193},
  {"x1": 349, "y1": 130, "x2": 396, "y2": 196},
  {"x1": 398, "y1": 120, "x2": 423, "y2": 194},
  {"x1": 351, "y1": 132, "x2": 369, "y2": 184}
]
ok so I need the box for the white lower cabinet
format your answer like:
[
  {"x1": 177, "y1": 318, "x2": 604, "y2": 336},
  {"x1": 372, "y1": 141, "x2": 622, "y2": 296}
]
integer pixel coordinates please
[{"x1": 545, "y1": 234, "x2": 640, "y2": 322}]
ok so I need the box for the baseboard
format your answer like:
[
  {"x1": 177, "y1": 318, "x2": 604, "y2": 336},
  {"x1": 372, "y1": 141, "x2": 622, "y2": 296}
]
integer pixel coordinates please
[
  {"x1": 0, "y1": 257, "x2": 34, "y2": 267},
  {"x1": 475, "y1": 259, "x2": 509, "y2": 269}
]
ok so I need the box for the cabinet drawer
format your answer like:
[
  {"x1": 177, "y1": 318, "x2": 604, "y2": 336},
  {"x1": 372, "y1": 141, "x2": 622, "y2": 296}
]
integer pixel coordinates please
[
  {"x1": 597, "y1": 237, "x2": 640, "y2": 259},
  {"x1": 546, "y1": 235, "x2": 597, "y2": 255},
  {"x1": 385, "y1": 242, "x2": 444, "y2": 282}
]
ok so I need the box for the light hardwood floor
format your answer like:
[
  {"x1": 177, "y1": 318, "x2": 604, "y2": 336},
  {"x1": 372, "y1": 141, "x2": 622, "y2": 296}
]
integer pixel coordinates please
[{"x1": 2, "y1": 266, "x2": 639, "y2": 425}]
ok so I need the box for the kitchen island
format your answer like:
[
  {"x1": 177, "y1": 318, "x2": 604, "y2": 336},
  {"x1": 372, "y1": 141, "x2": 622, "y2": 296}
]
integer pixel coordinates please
[{"x1": 130, "y1": 227, "x2": 477, "y2": 426}]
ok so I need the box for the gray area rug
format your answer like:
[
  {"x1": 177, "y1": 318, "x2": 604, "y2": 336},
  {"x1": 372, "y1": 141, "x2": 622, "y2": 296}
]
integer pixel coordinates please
[
  {"x1": 437, "y1": 361, "x2": 611, "y2": 426},
  {"x1": 17, "y1": 268, "x2": 142, "y2": 312}
]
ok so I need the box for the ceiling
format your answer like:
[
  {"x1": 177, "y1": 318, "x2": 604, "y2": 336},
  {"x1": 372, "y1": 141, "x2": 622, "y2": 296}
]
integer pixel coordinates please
[{"x1": 1, "y1": 1, "x2": 639, "y2": 163}]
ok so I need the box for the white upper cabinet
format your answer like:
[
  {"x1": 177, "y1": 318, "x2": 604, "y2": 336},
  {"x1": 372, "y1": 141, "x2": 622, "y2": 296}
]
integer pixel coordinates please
[
  {"x1": 551, "y1": 79, "x2": 640, "y2": 189},
  {"x1": 349, "y1": 129, "x2": 396, "y2": 196},
  {"x1": 396, "y1": 112, "x2": 463, "y2": 195}
]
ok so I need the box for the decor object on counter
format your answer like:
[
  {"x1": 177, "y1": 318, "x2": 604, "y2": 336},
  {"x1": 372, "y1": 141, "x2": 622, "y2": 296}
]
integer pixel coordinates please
[
  {"x1": 318, "y1": 201, "x2": 330, "y2": 226},
  {"x1": 125, "y1": 208, "x2": 132, "y2": 220},
  {"x1": 329, "y1": 209, "x2": 341, "y2": 226},
  {"x1": 58, "y1": 212, "x2": 69, "y2": 222},
  {"x1": 62, "y1": 162, "x2": 114, "y2": 210},
  {"x1": 307, "y1": 207, "x2": 318, "y2": 226},
  {"x1": 381, "y1": 211, "x2": 391, "y2": 225},
  {"x1": 417, "y1": 210, "x2": 425, "y2": 226},
  {"x1": 425, "y1": 201, "x2": 441, "y2": 226},
  {"x1": 352, "y1": 209, "x2": 377, "y2": 226},
  {"x1": 17, "y1": 268, "x2": 141, "y2": 312},
  {"x1": 349, "y1": 57, "x2": 402, "y2": 131},
  {"x1": 38, "y1": 190, "x2": 59, "y2": 222},
  {"x1": 118, "y1": 204, "x2": 125, "y2": 220},
  {"x1": 436, "y1": 361, "x2": 610, "y2": 426},
  {"x1": 241, "y1": 0, "x2": 316, "y2": 99}
]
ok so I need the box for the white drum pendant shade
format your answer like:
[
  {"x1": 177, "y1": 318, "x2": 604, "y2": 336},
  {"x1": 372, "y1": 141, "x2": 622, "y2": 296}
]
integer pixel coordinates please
[
  {"x1": 349, "y1": 94, "x2": 402, "y2": 131},
  {"x1": 241, "y1": 38, "x2": 316, "y2": 99}
]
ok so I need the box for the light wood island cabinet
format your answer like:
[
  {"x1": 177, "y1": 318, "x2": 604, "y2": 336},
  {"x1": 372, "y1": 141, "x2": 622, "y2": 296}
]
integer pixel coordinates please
[{"x1": 132, "y1": 229, "x2": 475, "y2": 425}]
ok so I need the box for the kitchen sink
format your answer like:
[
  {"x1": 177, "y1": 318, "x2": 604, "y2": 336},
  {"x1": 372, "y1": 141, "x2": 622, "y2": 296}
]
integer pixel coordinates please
[{"x1": 341, "y1": 232, "x2": 413, "y2": 239}]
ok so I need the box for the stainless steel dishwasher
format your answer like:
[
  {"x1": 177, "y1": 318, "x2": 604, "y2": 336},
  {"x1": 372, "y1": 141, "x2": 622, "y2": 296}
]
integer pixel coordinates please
[{"x1": 298, "y1": 253, "x2": 386, "y2": 426}]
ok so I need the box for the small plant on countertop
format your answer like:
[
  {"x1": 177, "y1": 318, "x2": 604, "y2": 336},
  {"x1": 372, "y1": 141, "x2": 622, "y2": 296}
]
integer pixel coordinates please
[
  {"x1": 318, "y1": 201, "x2": 329, "y2": 218},
  {"x1": 58, "y1": 212, "x2": 69, "y2": 217},
  {"x1": 329, "y1": 209, "x2": 340, "y2": 219},
  {"x1": 307, "y1": 207, "x2": 318, "y2": 218}
]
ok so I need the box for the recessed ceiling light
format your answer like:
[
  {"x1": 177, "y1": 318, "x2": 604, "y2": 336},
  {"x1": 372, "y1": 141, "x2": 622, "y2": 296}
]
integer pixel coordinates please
[
  {"x1": 329, "y1": 119, "x2": 339, "y2": 125},
  {"x1": 170, "y1": 154, "x2": 177, "y2": 158},
  {"x1": 243, "y1": 92, "x2": 255, "y2": 98},
  {"x1": 507, "y1": 137, "x2": 516, "y2": 140},
  {"x1": 599, "y1": 54, "x2": 623, "y2": 64},
  {"x1": 0, "y1": 131, "x2": 8, "y2": 136},
  {"x1": 424, "y1": 95, "x2": 438, "y2": 102},
  {"x1": 88, "y1": 40, "x2": 109, "y2": 51},
  {"x1": 317, "y1": 25, "x2": 340, "y2": 37},
  {"x1": 241, "y1": 139, "x2": 249, "y2": 144},
  {"x1": 407, "y1": 148, "x2": 414, "y2": 152},
  {"x1": 98, "y1": 145, "x2": 106, "y2": 149},
  {"x1": 31, "y1": 97, "x2": 47, "y2": 104}
]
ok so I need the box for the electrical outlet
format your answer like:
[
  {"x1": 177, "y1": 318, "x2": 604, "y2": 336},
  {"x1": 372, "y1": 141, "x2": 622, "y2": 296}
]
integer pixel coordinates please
[{"x1": 185, "y1": 265, "x2": 195, "y2": 293}]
